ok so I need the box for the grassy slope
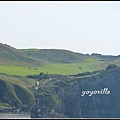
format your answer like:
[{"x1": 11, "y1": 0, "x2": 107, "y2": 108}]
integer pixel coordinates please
[
  {"x1": 0, "y1": 43, "x2": 106, "y2": 76},
  {"x1": 20, "y1": 49, "x2": 89, "y2": 63},
  {"x1": 91, "y1": 53, "x2": 120, "y2": 67},
  {"x1": 0, "y1": 58, "x2": 104, "y2": 76},
  {"x1": 0, "y1": 43, "x2": 46, "y2": 66}
]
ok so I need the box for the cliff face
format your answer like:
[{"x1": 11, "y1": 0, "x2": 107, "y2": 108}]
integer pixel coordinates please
[{"x1": 54, "y1": 68, "x2": 120, "y2": 118}]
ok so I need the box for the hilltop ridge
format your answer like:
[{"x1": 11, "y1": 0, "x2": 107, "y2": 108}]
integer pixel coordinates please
[{"x1": 20, "y1": 48, "x2": 90, "y2": 63}]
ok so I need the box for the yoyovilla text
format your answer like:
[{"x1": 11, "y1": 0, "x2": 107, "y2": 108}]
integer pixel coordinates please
[{"x1": 81, "y1": 88, "x2": 110, "y2": 96}]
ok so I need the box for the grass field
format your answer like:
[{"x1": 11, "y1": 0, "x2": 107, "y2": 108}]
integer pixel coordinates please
[{"x1": 0, "y1": 58, "x2": 103, "y2": 76}]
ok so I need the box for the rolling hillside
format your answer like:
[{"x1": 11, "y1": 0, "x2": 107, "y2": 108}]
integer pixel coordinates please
[
  {"x1": 0, "y1": 43, "x2": 105, "y2": 76},
  {"x1": 1, "y1": 42, "x2": 120, "y2": 76},
  {"x1": 20, "y1": 49, "x2": 90, "y2": 63},
  {"x1": 0, "y1": 43, "x2": 46, "y2": 66}
]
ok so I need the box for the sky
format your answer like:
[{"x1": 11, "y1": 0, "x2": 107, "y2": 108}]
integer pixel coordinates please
[{"x1": 0, "y1": 1, "x2": 120, "y2": 55}]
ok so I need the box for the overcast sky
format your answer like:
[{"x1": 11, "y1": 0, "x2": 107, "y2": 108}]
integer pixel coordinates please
[{"x1": 0, "y1": 1, "x2": 120, "y2": 55}]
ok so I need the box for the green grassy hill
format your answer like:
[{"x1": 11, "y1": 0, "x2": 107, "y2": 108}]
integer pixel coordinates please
[
  {"x1": 20, "y1": 49, "x2": 90, "y2": 63},
  {"x1": 0, "y1": 43, "x2": 106, "y2": 76},
  {"x1": 0, "y1": 43, "x2": 46, "y2": 66}
]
